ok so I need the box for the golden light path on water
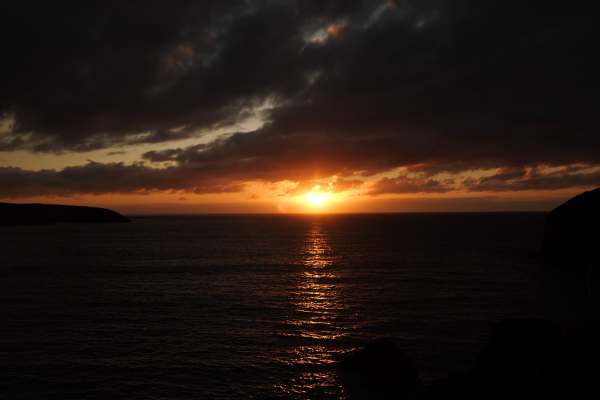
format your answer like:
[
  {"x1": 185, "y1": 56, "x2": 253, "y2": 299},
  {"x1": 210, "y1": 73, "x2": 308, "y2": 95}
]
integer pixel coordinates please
[{"x1": 274, "y1": 219, "x2": 350, "y2": 398}]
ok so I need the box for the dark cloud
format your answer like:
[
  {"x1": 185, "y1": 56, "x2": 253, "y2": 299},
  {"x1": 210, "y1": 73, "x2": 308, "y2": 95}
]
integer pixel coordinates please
[
  {"x1": 465, "y1": 166, "x2": 600, "y2": 192},
  {"x1": 369, "y1": 176, "x2": 454, "y2": 195},
  {"x1": 0, "y1": 0, "x2": 311, "y2": 151},
  {"x1": 367, "y1": 166, "x2": 600, "y2": 195},
  {"x1": 0, "y1": 162, "x2": 243, "y2": 198},
  {"x1": 146, "y1": 0, "x2": 599, "y2": 178},
  {"x1": 0, "y1": 0, "x2": 392, "y2": 152},
  {"x1": 0, "y1": 1, "x2": 598, "y2": 196}
]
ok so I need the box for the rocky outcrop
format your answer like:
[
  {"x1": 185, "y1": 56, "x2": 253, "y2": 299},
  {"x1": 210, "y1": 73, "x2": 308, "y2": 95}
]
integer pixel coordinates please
[
  {"x1": 341, "y1": 319, "x2": 600, "y2": 400},
  {"x1": 338, "y1": 338, "x2": 422, "y2": 399},
  {"x1": 542, "y1": 188, "x2": 599, "y2": 320},
  {"x1": 543, "y1": 187, "x2": 600, "y2": 264},
  {"x1": 467, "y1": 319, "x2": 567, "y2": 399},
  {"x1": 0, "y1": 203, "x2": 130, "y2": 225}
]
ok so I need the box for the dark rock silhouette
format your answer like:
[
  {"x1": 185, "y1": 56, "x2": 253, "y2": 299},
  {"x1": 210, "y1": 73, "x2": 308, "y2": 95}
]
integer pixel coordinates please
[
  {"x1": 0, "y1": 202, "x2": 130, "y2": 225},
  {"x1": 542, "y1": 187, "x2": 599, "y2": 320},
  {"x1": 468, "y1": 319, "x2": 567, "y2": 399},
  {"x1": 344, "y1": 319, "x2": 599, "y2": 400},
  {"x1": 338, "y1": 338, "x2": 422, "y2": 399},
  {"x1": 543, "y1": 187, "x2": 600, "y2": 263},
  {"x1": 417, "y1": 320, "x2": 567, "y2": 399},
  {"x1": 468, "y1": 319, "x2": 600, "y2": 399}
]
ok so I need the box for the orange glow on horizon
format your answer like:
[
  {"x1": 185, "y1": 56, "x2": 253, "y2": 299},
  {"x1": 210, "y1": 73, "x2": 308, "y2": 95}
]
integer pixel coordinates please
[{"x1": 2, "y1": 183, "x2": 582, "y2": 214}]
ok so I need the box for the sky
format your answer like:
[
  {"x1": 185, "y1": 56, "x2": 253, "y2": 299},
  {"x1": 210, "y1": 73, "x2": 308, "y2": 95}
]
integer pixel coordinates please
[{"x1": 0, "y1": 0, "x2": 598, "y2": 213}]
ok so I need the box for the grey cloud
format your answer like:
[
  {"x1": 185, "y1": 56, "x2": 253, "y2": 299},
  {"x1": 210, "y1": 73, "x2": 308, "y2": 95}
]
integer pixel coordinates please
[
  {"x1": 0, "y1": 162, "x2": 242, "y2": 198},
  {"x1": 465, "y1": 168, "x2": 600, "y2": 192},
  {"x1": 369, "y1": 176, "x2": 454, "y2": 195},
  {"x1": 0, "y1": 1, "x2": 598, "y2": 196}
]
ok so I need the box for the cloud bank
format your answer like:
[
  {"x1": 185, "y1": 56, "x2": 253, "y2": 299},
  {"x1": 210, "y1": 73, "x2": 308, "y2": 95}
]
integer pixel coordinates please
[{"x1": 1, "y1": 1, "x2": 598, "y2": 197}]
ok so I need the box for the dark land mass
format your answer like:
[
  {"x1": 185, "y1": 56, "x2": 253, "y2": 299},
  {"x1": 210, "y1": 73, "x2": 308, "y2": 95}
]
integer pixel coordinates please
[
  {"x1": 0, "y1": 203, "x2": 130, "y2": 225},
  {"x1": 543, "y1": 187, "x2": 600, "y2": 264},
  {"x1": 543, "y1": 187, "x2": 599, "y2": 320}
]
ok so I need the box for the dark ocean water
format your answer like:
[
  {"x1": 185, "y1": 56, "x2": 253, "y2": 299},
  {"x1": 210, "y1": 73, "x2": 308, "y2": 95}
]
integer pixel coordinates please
[{"x1": 1, "y1": 213, "x2": 546, "y2": 399}]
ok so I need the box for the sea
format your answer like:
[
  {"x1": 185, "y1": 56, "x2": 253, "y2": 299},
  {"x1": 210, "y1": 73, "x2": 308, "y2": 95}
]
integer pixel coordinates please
[{"x1": 0, "y1": 213, "x2": 547, "y2": 399}]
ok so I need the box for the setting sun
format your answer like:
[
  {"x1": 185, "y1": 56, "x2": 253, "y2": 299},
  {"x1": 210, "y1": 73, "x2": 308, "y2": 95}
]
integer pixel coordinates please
[{"x1": 304, "y1": 187, "x2": 331, "y2": 207}]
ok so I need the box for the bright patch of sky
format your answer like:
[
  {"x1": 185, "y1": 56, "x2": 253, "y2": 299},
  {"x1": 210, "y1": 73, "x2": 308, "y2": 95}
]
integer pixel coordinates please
[{"x1": 0, "y1": 113, "x2": 265, "y2": 171}]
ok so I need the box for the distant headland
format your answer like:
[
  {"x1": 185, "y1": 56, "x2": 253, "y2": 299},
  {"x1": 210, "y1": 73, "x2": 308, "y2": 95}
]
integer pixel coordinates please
[{"x1": 0, "y1": 203, "x2": 130, "y2": 225}]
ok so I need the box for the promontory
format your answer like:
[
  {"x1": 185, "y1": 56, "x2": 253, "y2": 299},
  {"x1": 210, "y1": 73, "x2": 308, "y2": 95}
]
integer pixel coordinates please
[{"x1": 0, "y1": 203, "x2": 130, "y2": 225}]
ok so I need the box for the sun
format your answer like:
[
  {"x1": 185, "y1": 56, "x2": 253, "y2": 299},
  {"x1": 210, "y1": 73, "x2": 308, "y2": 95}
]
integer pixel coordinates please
[
  {"x1": 304, "y1": 186, "x2": 332, "y2": 207},
  {"x1": 305, "y1": 191, "x2": 329, "y2": 206}
]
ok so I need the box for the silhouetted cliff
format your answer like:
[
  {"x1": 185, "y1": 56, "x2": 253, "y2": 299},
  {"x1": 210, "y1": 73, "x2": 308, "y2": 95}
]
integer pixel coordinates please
[
  {"x1": 0, "y1": 203, "x2": 130, "y2": 225},
  {"x1": 543, "y1": 187, "x2": 600, "y2": 264},
  {"x1": 542, "y1": 187, "x2": 599, "y2": 320}
]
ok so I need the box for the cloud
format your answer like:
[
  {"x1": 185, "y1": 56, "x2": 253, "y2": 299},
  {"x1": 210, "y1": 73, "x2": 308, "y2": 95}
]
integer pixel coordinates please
[
  {"x1": 139, "y1": 0, "x2": 599, "y2": 180},
  {"x1": 0, "y1": 1, "x2": 312, "y2": 151},
  {"x1": 369, "y1": 175, "x2": 454, "y2": 195},
  {"x1": 368, "y1": 166, "x2": 600, "y2": 195},
  {"x1": 464, "y1": 166, "x2": 600, "y2": 192},
  {"x1": 0, "y1": 1, "x2": 598, "y2": 197},
  {"x1": 0, "y1": 162, "x2": 243, "y2": 198}
]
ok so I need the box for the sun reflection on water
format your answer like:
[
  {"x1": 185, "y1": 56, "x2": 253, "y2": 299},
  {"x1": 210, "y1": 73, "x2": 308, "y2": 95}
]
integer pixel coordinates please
[{"x1": 276, "y1": 219, "x2": 348, "y2": 398}]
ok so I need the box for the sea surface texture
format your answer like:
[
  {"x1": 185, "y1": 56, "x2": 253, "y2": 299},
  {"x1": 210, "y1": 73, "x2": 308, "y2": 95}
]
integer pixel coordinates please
[{"x1": 1, "y1": 214, "x2": 546, "y2": 399}]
